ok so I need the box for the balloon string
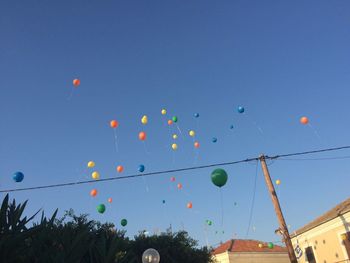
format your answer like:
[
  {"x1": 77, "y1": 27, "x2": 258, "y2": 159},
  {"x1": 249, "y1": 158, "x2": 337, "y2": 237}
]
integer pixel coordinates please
[
  {"x1": 113, "y1": 129, "x2": 119, "y2": 153},
  {"x1": 176, "y1": 124, "x2": 184, "y2": 139},
  {"x1": 220, "y1": 188, "x2": 224, "y2": 227},
  {"x1": 247, "y1": 114, "x2": 264, "y2": 135},
  {"x1": 142, "y1": 176, "x2": 150, "y2": 193},
  {"x1": 308, "y1": 123, "x2": 323, "y2": 143},
  {"x1": 67, "y1": 87, "x2": 74, "y2": 101},
  {"x1": 142, "y1": 141, "x2": 151, "y2": 155},
  {"x1": 245, "y1": 161, "x2": 258, "y2": 238}
]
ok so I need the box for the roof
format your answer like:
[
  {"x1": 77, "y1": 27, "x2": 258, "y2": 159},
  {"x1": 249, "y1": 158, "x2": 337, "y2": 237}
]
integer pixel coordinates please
[
  {"x1": 212, "y1": 239, "x2": 287, "y2": 255},
  {"x1": 291, "y1": 196, "x2": 350, "y2": 237}
]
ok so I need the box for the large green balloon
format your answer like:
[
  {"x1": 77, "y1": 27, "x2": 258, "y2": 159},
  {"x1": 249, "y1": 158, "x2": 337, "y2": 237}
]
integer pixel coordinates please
[
  {"x1": 97, "y1": 204, "x2": 106, "y2": 214},
  {"x1": 268, "y1": 242, "x2": 274, "y2": 249},
  {"x1": 211, "y1": 168, "x2": 228, "y2": 187}
]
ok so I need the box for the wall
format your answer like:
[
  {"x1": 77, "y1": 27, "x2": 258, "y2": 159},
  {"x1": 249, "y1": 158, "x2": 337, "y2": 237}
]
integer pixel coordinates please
[
  {"x1": 213, "y1": 252, "x2": 289, "y2": 263},
  {"x1": 291, "y1": 211, "x2": 350, "y2": 263}
]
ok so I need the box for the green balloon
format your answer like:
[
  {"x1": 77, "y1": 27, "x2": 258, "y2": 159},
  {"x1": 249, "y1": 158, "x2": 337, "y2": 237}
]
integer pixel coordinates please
[
  {"x1": 97, "y1": 204, "x2": 106, "y2": 214},
  {"x1": 121, "y1": 219, "x2": 128, "y2": 227},
  {"x1": 207, "y1": 220, "x2": 212, "y2": 226},
  {"x1": 268, "y1": 242, "x2": 274, "y2": 249},
  {"x1": 211, "y1": 168, "x2": 228, "y2": 187},
  {"x1": 172, "y1": 116, "x2": 178, "y2": 122}
]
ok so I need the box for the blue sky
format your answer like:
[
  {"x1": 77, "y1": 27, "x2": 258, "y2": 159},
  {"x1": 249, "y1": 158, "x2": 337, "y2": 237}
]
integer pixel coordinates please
[{"x1": 1, "y1": 0, "x2": 350, "y2": 247}]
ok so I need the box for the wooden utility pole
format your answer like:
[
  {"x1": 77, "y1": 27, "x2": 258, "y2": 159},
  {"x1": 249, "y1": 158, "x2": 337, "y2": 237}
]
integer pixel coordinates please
[{"x1": 259, "y1": 155, "x2": 298, "y2": 263}]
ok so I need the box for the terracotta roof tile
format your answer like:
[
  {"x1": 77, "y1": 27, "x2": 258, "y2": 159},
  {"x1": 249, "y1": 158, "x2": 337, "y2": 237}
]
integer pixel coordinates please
[{"x1": 212, "y1": 239, "x2": 287, "y2": 254}]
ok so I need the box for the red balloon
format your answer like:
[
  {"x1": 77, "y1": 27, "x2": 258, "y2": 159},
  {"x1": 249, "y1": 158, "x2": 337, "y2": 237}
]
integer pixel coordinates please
[
  {"x1": 170, "y1": 176, "x2": 176, "y2": 182},
  {"x1": 187, "y1": 202, "x2": 193, "y2": 209},
  {"x1": 139, "y1": 131, "x2": 146, "y2": 141},
  {"x1": 177, "y1": 183, "x2": 183, "y2": 189},
  {"x1": 108, "y1": 198, "x2": 113, "y2": 203},
  {"x1": 194, "y1": 141, "x2": 200, "y2": 148},
  {"x1": 300, "y1": 116, "x2": 309, "y2": 125},
  {"x1": 90, "y1": 189, "x2": 97, "y2": 197},
  {"x1": 73, "y1": 79, "x2": 80, "y2": 87},
  {"x1": 110, "y1": 120, "x2": 119, "y2": 128},
  {"x1": 168, "y1": 120, "x2": 173, "y2": 125},
  {"x1": 117, "y1": 165, "x2": 124, "y2": 173}
]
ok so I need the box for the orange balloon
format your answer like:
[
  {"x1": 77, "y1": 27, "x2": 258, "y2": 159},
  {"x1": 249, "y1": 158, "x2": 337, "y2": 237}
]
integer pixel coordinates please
[
  {"x1": 139, "y1": 131, "x2": 146, "y2": 141},
  {"x1": 194, "y1": 141, "x2": 200, "y2": 148},
  {"x1": 90, "y1": 189, "x2": 97, "y2": 197},
  {"x1": 168, "y1": 120, "x2": 173, "y2": 125},
  {"x1": 73, "y1": 79, "x2": 80, "y2": 87},
  {"x1": 300, "y1": 116, "x2": 309, "y2": 125},
  {"x1": 110, "y1": 120, "x2": 119, "y2": 128},
  {"x1": 108, "y1": 198, "x2": 113, "y2": 203},
  {"x1": 177, "y1": 183, "x2": 182, "y2": 189},
  {"x1": 117, "y1": 165, "x2": 124, "y2": 173},
  {"x1": 187, "y1": 202, "x2": 193, "y2": 209}
]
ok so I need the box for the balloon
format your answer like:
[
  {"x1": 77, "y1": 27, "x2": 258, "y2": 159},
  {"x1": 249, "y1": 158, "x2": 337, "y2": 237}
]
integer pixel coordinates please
[
  {"x1": 142, "y1": 248, "x2": 160, "y2": 263},
  {"x1": 172, "y1": 116, "x2": 178, "y2": 123},
  {"x1": 13, "y1": 171, "x2": 24, "y2": 182},
  {"x1": 211, "y1": 168, "x2": 228, "y2": 188},
  {"x1": 206, "y1": 220, "x2": 212, "y2": 226},
  {"x1": 121, "y1": 219, "x2": 128, "y2": 227},
  {"x1": 300, "y1": 116, "x2": 309, "y2": 125},
  {"x1": 117, "y1": 165, "x2": 124, "y2": 173},
  {"x1": 170, "y1": 176, "x2": 176, "y2": 182},
  {"x1": 177, "y1": 183, "x2": 182, "y2": 189},
  {"x1": 237, "y1": 106, "x2": 245, "y2": 113},
  {"x1": 161, "y1": 109, "x2": 167, "y2": 115},
  {"x1": 87, "y1": 161, "x2": 95, "y2": 168},
  {"x1": 276, "y1": 179, "x2": 281, "y2": 185},
  {"x1": 162, "y1": 200, "x2": 165, "y2": 204},
  {"x1": 167, "y1": 120, "x2": 173, "y2": 125},
  {"x1": 189, "y1": 130, "x2": 195, "y2": 137},
  {"x1": 230, "y1": 125, "x2": 234, "y2": 129},
  {"x1": 138, "y1": 164, "x2": 145, "y2": 173},
  {"x1": 172, "y1": 143, "x2": 178, "y2": 150},
  {"x1": 97, "y1": 204, "x2": 106, "y2": 214},
  {"x1": 187, "y1": 202, "x2": 193, "y2": 209},
  {"x1": 194, "y1": 113, "x2": 199, "y2": 118},
  {"x1": 141, "y1": 115, "x2": 148, "y2": 125},
  {"x1": 92, "y1": 171, "x2": 100, "y2": 180},
  {"x1": 194, "y1": 141, "x2": 200, "y2": 148},
  {"x1": 212, "y1": 137, "x2": 217, "y2": 143},
  {"x1": 90, "y1": 189, "x2": 98, "y2": 197},
  {"x1": 258, "y1": 243, "x2": 263, "y2": 248},
  {"x1": 234, "y1": 202, "x2": 237, "y2": 206},
  {"x1": 110, "y1": 120, "x2": 118, "y2": 128},
  {"x1": 73, "y1": 79, "x2": 80, "y2": 87},
  {"x1": 139, "y1": 131, "x2": 146, "y2": 141},
  {"x1": 108, "y1": 198, "x2": 113, "y2": 203},
  {"x1": 172, "y1": 134, "x2": 178, "y2": 139},
  {"x1": 268, "y1": 242, "x2": 274, "y2": 249}
]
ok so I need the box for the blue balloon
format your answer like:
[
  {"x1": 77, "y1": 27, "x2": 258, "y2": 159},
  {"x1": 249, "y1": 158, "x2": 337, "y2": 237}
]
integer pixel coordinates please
[
  {"x1": 212, "y1": 137, "x2": 217, "y2": 143},
  {"x1": 13, "y1": 171, "x2": 24, "y2": 182},
  {"x1": 162, "y1": 200, "x2": 166, "y2": 204},
  {"x1": 194, "y1": 113, "x2": 200, "y2": 118},
  {"x1": 230, "y1": 125, "x2": 234, "y2": 129},
  {"x1": 237, "y1": 106, "x2": 245, "y2": 113},
  {"x1": 138, "y1": 165, "x2": 145, "y2": 173}
]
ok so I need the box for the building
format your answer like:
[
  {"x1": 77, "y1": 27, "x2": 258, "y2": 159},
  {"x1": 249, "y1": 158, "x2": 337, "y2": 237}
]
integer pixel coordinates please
[
  {"x1": 291, "y1": 197, "x2": 350, "y2": 263},
  {"x1": 212, "y1": 239, "x2": 290, "y2": 263}
]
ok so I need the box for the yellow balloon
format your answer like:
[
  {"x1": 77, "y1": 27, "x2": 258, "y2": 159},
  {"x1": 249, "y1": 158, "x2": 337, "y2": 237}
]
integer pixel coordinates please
[
  {"x1": 276, "y1": 179, "x2": 281, "y2": 185},
  {"x1": 258, "y1": 243, "x2": 263, "y2": 248},
  {"x1": 161, "y1": 109, "x2": 167, "y2": 115},
  {"x1": 87, "y1": 161, "x2": 95, "y2": 168},
  {"x1": 172, "y1": 143, "x2": 178, "y2": 150},
  {"x1": 173, "y1": 134, "x2": 178, "y2": 139},
  {"x1": 92, "y1": 171, "x2": 100, "y2": 180},
  {"x1": 189, "y1": 130, "x2": 195, "y2": 137},
  {"x1": 141, "y1": 115, "x2": 148, "y2": 125}
]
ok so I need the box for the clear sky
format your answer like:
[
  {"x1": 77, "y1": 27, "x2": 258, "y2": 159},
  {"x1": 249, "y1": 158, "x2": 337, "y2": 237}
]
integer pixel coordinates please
[{"x1": 1, "y1": 0, "x2": 350, "y2": 247}]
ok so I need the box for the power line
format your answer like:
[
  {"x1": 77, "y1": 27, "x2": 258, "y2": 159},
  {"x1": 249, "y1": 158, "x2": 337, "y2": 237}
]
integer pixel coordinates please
[
  {"x1": 0, "y1": 157, "x2": 258, "y2": 193},
  {"x1": 2, "y1": 145, "x2": 350, "y2": 193}
]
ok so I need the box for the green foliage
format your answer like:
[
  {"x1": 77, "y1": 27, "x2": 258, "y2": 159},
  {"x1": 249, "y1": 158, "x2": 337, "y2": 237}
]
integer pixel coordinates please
[{"x1": 0, "y1": 194, "x2": 213, "y2": 263}]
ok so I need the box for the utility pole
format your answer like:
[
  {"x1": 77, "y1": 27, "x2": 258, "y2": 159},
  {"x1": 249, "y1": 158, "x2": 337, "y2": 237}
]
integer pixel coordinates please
[{"x1": 259, "y1": 155, "x2": 298, "y2": 263}]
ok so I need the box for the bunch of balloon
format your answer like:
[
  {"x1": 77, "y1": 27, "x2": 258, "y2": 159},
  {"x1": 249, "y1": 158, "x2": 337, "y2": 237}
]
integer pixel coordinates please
[{"x1": 211, "y1": 168, "x2": 228, "y2": 228}]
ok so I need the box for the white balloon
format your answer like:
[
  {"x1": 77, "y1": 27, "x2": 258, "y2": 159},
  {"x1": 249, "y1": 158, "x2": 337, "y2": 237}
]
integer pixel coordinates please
[{"x1": 142, "y1": 248, "x2": 160, "y2": 263}]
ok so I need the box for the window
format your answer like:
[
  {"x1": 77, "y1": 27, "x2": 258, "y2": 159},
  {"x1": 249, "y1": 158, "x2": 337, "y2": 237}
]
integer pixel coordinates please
[{"x1": 305, "y1": 246, "x2": 317, "y2": 263}]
